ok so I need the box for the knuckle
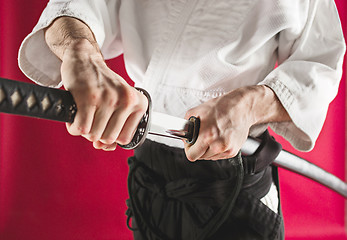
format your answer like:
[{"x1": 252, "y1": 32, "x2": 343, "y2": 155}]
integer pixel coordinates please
[
  {"x1": 119, "y1": 87, "x2": 135, "y2": 108},
  {"x1": 111, "y1": 87, "x2": 148, "y2": 113},
  {"x1": 204, "y1": 127, "x2": 219, "y2": 143},
  {"x1": 75, "y1": 88, "x2": 100, "y2": 107},
  {"x1": 137, "y1": 95, "x2": 148, "y2": 113},
  {"x1": 208, "y1": 144, "x2": 219, "y2": 153},
  {"x1": 87, "y1": 133, "x2": 100, "y2": 142},
  {"x1": 208, "y1": 138, "x2": 230, "y2": 154},
  {"x1": 186, "y1": 154, "x2": 195, "y2": 162},
  {"x1": 100, "y1": 137, "x2": 115, "y2": 145},
  {"x1": 185, "y1": 108, "x2": 196, "y2": 119},
  {"x1": 98, "y1": 142, "x2": 117, "y2": 151},
  {"x1": 88, "y1": 92, "x2": 100, "y2": 104},
  {"x1": 66, "y1": 127, "x2": 79, "y2": 136},
  {"x1": 219, "y1": 138, "x2": 231, "y2": 152},
  {"x1": 184, "y1": 150, "x2": 196, "y2": 162},
  {"x1": 77, "y1": 125, "x2": 89, "y2": 135},
  {"x1": 225, "y1": 148, "x2": 238, "y2": 158},
  {"x1": 116, "y1": 96, "x2": 131, "y2": 111},
  {"x1": 92, "y1": 141, "x2": 103, "y2": 149},
  {"x1": 103, "y1": 147, "x2": 116, "y2": 152},
  {"x1": 67, "y1": 124, "x2": 87, "y2": 136},
  {"x1": 117, "y1": 135, "x2": 133, "y2": 146},
  {"x1": 101, "y1": 90, "x2": 119, "y2": 108}
]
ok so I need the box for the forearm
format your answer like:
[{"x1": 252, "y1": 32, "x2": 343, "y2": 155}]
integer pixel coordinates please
[
  {"x1": 246, "y1": 85, "x2": 291, "y2": 126},
  {"x1": 44, "y1": 16, "x2": 100, "y2": 60},
  {"x1": 43, "y1": 17, "x2": 147, "y2": 150},
  {"x1": 44, "y1": 16, "x2": 109, "y2": 91}
]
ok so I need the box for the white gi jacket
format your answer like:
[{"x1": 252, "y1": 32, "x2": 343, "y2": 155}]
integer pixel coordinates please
[{"x1": 18, "y1": 0, "x2": 345, "y2": 152}]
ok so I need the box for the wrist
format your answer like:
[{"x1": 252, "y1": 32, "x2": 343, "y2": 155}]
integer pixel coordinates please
[
  {"x1": 248, "y1": 85, "x2": 290, "y2": 125},
  {"x1": 44, "y1": 17, "x2": 100, "y2": 60},
  {"x1": 62, "y1": 38, "x2": 102, "y2": 63}
]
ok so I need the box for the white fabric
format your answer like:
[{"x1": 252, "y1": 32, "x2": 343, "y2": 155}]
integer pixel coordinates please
[
  {"x1": 18, "y1": 0, "x2": 345, "y2": 152},
  {"x1": 261, "y1": 182, "x2": 279, "y2": 214}
]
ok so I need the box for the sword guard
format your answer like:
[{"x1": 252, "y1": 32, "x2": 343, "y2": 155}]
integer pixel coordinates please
[
  {"x1": 118, "y1": 88, "x2": 152, "y2": 150},
  {"x1": 186, "y1": 116, "x2": 200, "y2": 145}
]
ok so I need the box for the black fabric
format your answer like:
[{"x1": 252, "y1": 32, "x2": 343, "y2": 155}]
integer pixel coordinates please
[
  {"x1": 208, "y1": 190, "x2": 282, "y2": 240},
  {"x1": 241, "y1": 130, "x2": 282, "y2": 198},
  {"x1": 242, "y1": 165, "x2": 273, "y2": 199},
  {"x1": 242, "y1": 130, "x2": 282, "y2": 174},
  {"x1": 126, "y1": 139, "x2": 284, "y2": 240},
  {"x1": 272, "y1": 166, "x2": 285, "y2": 239}
]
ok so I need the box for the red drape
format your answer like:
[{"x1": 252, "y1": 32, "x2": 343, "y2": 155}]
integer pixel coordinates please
[{"x1": 0, "y1": 1, "x2": 346, "y2": 239}]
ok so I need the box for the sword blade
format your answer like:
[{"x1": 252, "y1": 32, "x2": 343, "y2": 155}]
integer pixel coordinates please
[{"x1": 149, "y1": 112, "x2": 189, "y2": 139}]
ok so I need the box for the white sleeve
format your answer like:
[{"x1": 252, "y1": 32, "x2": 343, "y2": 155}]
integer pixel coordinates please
[
  {"x1": 18, "y1": 0, "x2": 122, "y2": 88},
  {"x1": 260, "y1": 0, "x2": 346, "y2": 151}
]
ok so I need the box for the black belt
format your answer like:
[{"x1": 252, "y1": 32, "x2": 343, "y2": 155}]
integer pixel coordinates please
[
  {"x1": 126, "y1": 131, "x2": 282, "y2": 240},
  {"x1": 127, "y1": 153, "x2": 244, "y2": 239}
]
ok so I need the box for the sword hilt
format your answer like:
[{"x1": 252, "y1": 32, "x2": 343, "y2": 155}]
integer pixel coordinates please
[
  {"x1": 0, "y1": 77, "x2": 76, "y2": 123},
  {"x1": 186, "y1": 116, "x2": 200, "y2": 144},
  {"x1": 0, "y1": 78, "x2": 155, "y2": 149},
  {"x1": 0, "y1": 78, "x2": 199, "y2": 149}
]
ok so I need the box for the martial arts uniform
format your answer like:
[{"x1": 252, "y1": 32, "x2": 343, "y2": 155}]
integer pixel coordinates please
[{"x1": 18, "y1": 0, "x2": 346, "y2": 239}]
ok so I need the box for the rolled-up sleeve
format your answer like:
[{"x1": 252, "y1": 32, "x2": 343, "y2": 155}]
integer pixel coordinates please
[
  {"x1": 261, "y1": 0, "x2": 346, "y2": 151},
  {"x1": 18, "y1": 0, "x2": 122, "y2": 87}
]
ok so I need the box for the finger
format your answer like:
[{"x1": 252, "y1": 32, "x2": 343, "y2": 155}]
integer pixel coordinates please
[
  {"x1": 66, "y1": 104, "x2": 96, "y2": 136},
  {"x1": 184, "y1": 108, "x2": 198, "y2": 120},
  {"x1": 198, "y1": 140, "x2": 227, "y2": 159},
  {"x1": 97, "y1": 108, "x2": 131, "y2": 145},
  {"x1": 198, "y1": 140, "x2": 238, "y2": 160},
  {"x1": 93, "y1": 141, "x2": 117, "y2": 151},
  {"x1": 85, "y1": 105, "x2": 115, "y2": 142},
  {"x1": 100, "y1": 89, "x2": 147, "y2": 145},
  {"x1": 112, "y1": 110, "x2": 145, "y2": 145},
  {"x1": 204, "y1": 149, "x2": 239, "y2": 161},
  {"x1": 184, "y1": 138, "x2": 209, "y2": 162}
]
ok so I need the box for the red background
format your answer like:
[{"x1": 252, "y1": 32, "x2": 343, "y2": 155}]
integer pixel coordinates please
[{"x1": 0, "y1": 1, "x2": 346, "y2": 239}]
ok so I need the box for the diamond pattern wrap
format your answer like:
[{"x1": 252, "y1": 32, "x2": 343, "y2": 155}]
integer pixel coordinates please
[
  {"x1": 0, "y1": 78, "x2": 151, "y2": 150},
  {"x1": 0, "y1": 77, "x2": 76, "y2": 123}
]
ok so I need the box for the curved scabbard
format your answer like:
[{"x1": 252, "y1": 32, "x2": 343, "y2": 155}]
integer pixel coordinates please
[{"x1": 0, "y1": 77, "x2": 76, "y2": 123}]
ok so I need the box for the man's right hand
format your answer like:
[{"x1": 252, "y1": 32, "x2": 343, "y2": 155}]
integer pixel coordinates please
[
  {"x1": 62, "y1": 40, "x2": 148, "y2": 151},
  {"x1": 45, "y1": 17, "x2": 148, "y2": 151}
]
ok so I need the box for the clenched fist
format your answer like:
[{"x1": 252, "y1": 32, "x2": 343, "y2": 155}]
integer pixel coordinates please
[{"x1": 184, "y1": 85, "x2": 290, "y2": 161}]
